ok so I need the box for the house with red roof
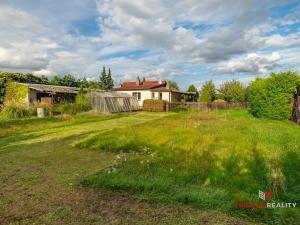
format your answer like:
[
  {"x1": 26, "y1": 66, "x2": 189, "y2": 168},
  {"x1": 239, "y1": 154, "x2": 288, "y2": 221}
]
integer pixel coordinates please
[{"x1": 113, "y1": 78, "x2": 182, "y2": 106}]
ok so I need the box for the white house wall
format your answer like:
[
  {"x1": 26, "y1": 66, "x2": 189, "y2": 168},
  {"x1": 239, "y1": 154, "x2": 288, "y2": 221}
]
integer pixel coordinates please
[{"x1": 115, "y1": 90, "x2": 171, "y2": 106}]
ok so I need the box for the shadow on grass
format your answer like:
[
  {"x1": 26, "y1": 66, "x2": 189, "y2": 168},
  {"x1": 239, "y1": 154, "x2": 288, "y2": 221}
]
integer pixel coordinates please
[{"x1": 80, "y1": 133, "x2": 300, "y2": 225}]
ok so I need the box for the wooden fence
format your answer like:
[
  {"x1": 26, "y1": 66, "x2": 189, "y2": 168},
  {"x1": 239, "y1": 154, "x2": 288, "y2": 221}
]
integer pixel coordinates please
[{"x1": 167, "y1": 102, "x2": 248, "y2": 111}]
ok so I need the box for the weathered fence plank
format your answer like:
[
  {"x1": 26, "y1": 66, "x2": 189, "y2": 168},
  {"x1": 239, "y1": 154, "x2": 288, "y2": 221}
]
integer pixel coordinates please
[{"x1": 167, "y1": 102, "x2": 247, "y2": 111}]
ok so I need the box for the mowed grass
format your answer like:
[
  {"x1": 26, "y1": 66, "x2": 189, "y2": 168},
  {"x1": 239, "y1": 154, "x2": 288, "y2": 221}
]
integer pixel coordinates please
[
  {"x1": 1, "y1": 111, "x2": 256, "y2": 225},
  {"x1": 78, "y1": 110, "x2": 300, "y2": 224}
]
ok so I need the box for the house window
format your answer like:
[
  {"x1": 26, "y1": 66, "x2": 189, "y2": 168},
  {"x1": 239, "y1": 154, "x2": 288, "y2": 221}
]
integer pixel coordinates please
[
  {"x1": 159, "y1": 92, "x2": 163, "y2": 100},
  {"x1": 132, "y1": 92, "x2": 141, "y2": 101},
  {"x1": 151, "y1": 92, "x2": 155, "y2": 99}
]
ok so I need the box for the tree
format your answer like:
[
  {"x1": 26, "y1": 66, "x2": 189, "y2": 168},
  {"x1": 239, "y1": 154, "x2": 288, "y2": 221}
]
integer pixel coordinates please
[
  {"x1": 107, "y1": 68, "x2": 114, "y2": 89},
  {"x1": 79, "y1": 77, "x2": 89, "y2": 88},
  {"x1": 218, "y1": 80, "x2": 245, "y2": 103},
  {"x1": 168, "y1": 81, "x2": 179, "y2": 90},
  {"x1": 248, "y1": 71, "x2": 300, "y2": 120},
  {"x1": 199, "y1": 80, "x2": 216, "y2": 102},
  {"x1": 0, "y1": 72, "x2": 48, "y2": 105},
  {"x1": 61, "y1": 74, "x2": 78, "y2": 87},
  {"x1": 51, "y1": 75, "x2": 63, "y2": 86},
  {"x1": 99, "y1": 67, "x2": 114, "y2": 90},
  {"x1": 187, "y1": 84, "x2": 197, "y2": 92}
]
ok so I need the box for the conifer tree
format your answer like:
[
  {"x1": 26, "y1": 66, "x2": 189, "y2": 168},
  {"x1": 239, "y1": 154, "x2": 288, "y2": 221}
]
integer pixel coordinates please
[{"x1": 99, "y1": 67, "x2": 114, "y2": 90}]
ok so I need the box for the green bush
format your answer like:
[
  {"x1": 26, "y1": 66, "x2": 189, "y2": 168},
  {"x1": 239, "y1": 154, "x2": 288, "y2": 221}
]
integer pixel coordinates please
[
  {"x1": 75, "y1": 87, "x2": 92, "y2": 112},
  {"x1": 53, "y1": 87, "x2": 92, "y2": 116},
  {"x1": 53, "y1": 102, "x2": 91, "y2": 116},
  {"x1": 143, "y1": 99, "x2": 166, "y2": 112},
  {"x1": 248, "y1": 71, "x2": 300, "y2": 120},
  {"x1": 53, "y1": 103, "x2": 75, "y2": 115},
  {"x1": 168, "y1": 103, "x2": 188, "y2": 112},
  {"x1": 0, "y1": 105, "x2": 30, "y2": 119}
]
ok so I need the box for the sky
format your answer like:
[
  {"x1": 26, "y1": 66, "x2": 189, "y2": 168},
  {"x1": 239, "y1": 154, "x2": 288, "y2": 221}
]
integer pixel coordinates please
[{"x1": 0, "y1": 0, "x2": 300, "y2": 90}]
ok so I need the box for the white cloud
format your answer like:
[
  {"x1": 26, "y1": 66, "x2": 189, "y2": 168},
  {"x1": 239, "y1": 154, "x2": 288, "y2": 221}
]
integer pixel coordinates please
[
  {"x1": 0, "y1": 0, "x2": 299, "y2": 89},
  {"x1": 265, "y1": 32, "x2": 300, "y2": 48},
  {"x1": 0, "y1": 5, "x2": 59, "y2": 70},
  {"x1": 95, "y1": 0, "x2": 287, "y2": 64},
  {"x1": 217, "y1": 52, "x2": 281, "y2": 74}
]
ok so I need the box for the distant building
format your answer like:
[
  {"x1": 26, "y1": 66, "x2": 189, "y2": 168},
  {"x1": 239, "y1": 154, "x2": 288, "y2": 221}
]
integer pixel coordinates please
[
  {"x1": 17, "y1": 83, "x2": 140, "y2": 113},
  {"x1": 113, "y1": 79, "x2": 183, "y2": 106},
  {"x1": 18, "y1": 83, "x2": 80, "y2": 106}
]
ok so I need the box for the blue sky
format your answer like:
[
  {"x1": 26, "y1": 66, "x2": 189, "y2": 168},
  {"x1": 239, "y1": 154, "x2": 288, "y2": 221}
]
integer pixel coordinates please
[{"x1": 0, "y1": 0, "x2": 300, "y2": 90}]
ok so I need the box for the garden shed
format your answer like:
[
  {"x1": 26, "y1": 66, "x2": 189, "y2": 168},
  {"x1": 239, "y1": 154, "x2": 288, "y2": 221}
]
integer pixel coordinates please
[{"x1": 86, "y1": 91, "x2": 140, "y2": 113}]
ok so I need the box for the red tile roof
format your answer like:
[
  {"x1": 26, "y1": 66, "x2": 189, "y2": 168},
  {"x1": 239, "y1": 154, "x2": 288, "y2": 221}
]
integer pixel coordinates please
[{"x1": 116, "y1": 80, "x2": 167, "y2": 90}]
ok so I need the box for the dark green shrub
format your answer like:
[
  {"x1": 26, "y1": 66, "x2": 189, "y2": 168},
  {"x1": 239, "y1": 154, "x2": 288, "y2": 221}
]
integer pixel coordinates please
[
  {"x1": 0, "y1": 105, "x2": 30, "y2": 119},
  {"x1": 168, "y1": 103, "x2": 188, "y2": 112},
  {"x1": 143, "y1": 99, "x2": 166, "y2": 112},
  {"x1": 248, "y1": 71, "x2": 300, "y2": 120}
]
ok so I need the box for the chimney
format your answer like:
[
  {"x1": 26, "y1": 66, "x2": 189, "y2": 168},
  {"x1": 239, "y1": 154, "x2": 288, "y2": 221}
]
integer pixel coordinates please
[{"x1": 136, "y1": 76, "x2": 141, "y2": 86}]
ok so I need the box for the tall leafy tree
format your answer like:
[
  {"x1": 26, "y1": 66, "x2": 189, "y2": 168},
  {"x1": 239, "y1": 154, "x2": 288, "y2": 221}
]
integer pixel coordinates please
[
  {"x1": 187, "y1": 84, "x2": 197, "y2": 92},
  {"x1": 51, "y1": 75, "x2": 63, "y2": 86},
  {"x1": 219, "y1": 80, "x2": 245, "y2": 103},
  {"x1": 99, "y1": 67, "x2": 114, "y2": 90},
  {"x1": 168, "y1": 81, "x2": 179, "y2": 90},
  {"x1": 199, "y1": 80, "x2": 216, "y2": 102},
  {"x1": 61, "y1": 74, "x2": 78, "y2": 87},
  {"x1": 80, "y1": 77, "x2": 89, "y2": 88}
]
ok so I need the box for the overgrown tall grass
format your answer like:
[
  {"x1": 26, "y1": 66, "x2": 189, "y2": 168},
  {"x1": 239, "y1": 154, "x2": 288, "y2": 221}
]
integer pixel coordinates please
[
  {"x1": 78, "y1": 110, "x2": 300, "y2": 224},
  {"x1": 0, "y1": 105, "x2": 30, "y2": 119}
]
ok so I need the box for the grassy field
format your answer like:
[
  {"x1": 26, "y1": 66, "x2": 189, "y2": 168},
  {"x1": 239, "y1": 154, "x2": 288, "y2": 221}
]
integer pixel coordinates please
[
  {"x1": 0, "y1": 110, "x2": 299, "y2": 225},
  {"x1": 0, "y1": 112, "x2": 258, "y2": 225},
  {"x1": 77, "y1": 110, "x2": 300, "y2": 225}
]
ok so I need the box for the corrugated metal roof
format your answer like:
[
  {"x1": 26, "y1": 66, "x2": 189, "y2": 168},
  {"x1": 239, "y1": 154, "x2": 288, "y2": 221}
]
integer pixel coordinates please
[
  {"x1": 87, "y1": 91, "x2": 133, "y2": 98},
  {"x1": 19, "y1": 83, "x2": 79, "y2": 94}
]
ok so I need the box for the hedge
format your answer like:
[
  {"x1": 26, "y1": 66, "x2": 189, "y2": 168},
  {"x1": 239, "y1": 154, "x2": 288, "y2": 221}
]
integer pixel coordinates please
[
  {"x1": 248, "y1": 71, "x2": 300, "y2": 120},
  {"x1": 143, "y1": 99, "x2": 166, "y2": 112}
]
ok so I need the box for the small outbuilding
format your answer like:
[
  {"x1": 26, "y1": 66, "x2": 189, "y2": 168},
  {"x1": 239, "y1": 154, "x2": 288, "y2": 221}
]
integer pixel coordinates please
[
  {"x1": 86, "y1": 91, "x2": 140, "y2": 113},
  {"x1": 19, "y1": 83, "x2": 79, "y2": 106}
]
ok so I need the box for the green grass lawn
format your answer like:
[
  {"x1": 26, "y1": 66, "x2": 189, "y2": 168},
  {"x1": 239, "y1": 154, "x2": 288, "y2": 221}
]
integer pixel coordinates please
[
  {"x1": 0, "y1": 111, "x2": 259, "y2": 225},
  {"x1": 78, "y1": 110, "x2": 300, "y2": 225}
]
